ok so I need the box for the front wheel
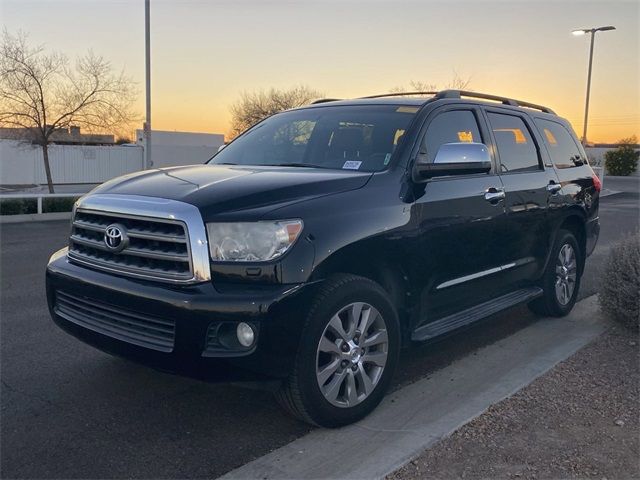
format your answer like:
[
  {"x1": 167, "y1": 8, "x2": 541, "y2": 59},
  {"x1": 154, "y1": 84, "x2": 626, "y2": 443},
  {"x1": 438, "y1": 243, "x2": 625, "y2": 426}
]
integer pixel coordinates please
[
  {"x1": 276, "y1": 274, "x2": 400, "y2": 427},
  {"x1": 529, "y1": 229, "x2": 582, "y2": 317}
]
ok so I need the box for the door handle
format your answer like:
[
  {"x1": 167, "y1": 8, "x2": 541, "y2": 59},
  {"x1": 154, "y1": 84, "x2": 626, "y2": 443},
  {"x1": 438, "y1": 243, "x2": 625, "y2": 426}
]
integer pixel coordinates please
[
  {"x1": 484, "y1": 188, "x2": 505, "y2": 202},
  {"x1": 547, "y1": 182, "x2": 562, "y2": 194}
]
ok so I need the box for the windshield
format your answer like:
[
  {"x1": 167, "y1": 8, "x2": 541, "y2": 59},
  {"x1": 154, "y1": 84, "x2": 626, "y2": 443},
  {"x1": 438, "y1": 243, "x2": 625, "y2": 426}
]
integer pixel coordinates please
[{"x1": 210, "y1": 105, "x2": 417, "y2": 172}]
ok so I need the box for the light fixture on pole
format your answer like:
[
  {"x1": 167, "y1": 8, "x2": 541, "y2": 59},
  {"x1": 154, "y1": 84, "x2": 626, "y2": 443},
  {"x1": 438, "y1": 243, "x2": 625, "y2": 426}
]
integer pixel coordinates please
[
  {"x1": 144, "y1": 0, "x2": 152, "y2": 169},
  {"x1": 572, "y1": 25, "x2": 616, "y2": 145}
]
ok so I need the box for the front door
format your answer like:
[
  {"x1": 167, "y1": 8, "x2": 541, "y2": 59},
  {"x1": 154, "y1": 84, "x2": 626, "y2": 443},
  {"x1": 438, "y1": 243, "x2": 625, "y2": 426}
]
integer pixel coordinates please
[{"x1": 408, "y1": 106, "x2": 508, "y2": 326}]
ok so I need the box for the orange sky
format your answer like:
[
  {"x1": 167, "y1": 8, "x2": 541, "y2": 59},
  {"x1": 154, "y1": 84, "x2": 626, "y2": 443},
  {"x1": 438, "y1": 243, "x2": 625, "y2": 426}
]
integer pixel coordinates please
[{"x1": 3, "y1": 0, "x2": 639, "y2": 143}]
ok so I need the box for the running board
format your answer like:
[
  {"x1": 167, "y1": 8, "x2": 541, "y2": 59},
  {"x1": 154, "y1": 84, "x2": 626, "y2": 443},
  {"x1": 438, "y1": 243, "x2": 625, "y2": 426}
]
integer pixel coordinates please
[{"x1": 411, "y1": 287, "x2": 543, "y2": 342}]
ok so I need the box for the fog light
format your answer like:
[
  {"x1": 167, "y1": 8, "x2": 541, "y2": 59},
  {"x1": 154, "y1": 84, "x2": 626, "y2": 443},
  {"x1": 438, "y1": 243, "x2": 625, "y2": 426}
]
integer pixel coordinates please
[{"x1": 236, "y1": 322, "x2": 255, "y2": 347}]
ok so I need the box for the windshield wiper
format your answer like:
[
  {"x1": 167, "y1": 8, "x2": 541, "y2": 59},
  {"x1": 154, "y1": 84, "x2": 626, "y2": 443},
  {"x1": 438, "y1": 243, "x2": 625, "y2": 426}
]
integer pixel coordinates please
[{"x1": 262, "y1": 163, "x2": 332, "y2": 169}]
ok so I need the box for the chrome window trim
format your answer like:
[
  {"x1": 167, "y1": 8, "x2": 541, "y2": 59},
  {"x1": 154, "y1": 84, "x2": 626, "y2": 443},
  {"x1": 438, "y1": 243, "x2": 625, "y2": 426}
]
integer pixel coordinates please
[{"x1": 68, "y1": 194, "x2": 211, "y2": 284}]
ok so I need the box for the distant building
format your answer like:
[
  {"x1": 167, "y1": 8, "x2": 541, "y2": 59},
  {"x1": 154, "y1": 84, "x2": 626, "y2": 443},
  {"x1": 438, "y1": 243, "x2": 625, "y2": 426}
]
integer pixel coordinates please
[
  {"x1": 135, "y1": 129, "x2": 225, "y2": 168},
  {"x1": 0, "y1": 126, "x2": 114, "y2": 145}
]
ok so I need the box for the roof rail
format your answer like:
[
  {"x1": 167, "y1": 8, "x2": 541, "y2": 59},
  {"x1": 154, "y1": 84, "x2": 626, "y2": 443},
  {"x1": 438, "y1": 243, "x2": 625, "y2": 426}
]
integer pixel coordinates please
[
  {"x1": 354, "y1": 90, "x2": 556, "y2": 115},
  {"x1": 310, "y1": 98, "x2": 342, "y2": 104},
  {"x1": 435, "y1": 90, "x2": 556, "y2": 114},
  {"x1": 358, "y1": 91, "x2": 439, "y2": 99}
]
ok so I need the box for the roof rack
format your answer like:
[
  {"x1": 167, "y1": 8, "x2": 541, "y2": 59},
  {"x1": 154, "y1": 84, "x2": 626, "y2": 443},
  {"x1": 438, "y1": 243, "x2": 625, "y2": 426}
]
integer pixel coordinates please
[
  {"x1": 310, "y1": 98, "x2": 342, "y2": 104},
  {"x1": 436, "y1": 90, "x2": 556, "y2": 114},
  {"x1": 358, "y1": 91, "x2": 439, "y2": 99},
  {"x1": 355, "y1": 90, "x2": 556, "y2": 114}
]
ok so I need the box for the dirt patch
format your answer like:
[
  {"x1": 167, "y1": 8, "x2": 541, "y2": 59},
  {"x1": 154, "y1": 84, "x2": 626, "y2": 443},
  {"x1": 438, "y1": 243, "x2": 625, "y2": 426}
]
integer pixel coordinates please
[{"x1": 389, "y1": 324, "x2": 639, "y2": 479}]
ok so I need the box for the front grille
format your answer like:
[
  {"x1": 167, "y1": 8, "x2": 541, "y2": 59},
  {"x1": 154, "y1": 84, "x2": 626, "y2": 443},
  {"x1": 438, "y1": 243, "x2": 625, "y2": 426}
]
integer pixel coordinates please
[
  {"x1": 68, "y1": 209, "x2": 193, "y2": 282},
  {"x1": 55, "y1": 291, "x2": 176, "y2": 352}
]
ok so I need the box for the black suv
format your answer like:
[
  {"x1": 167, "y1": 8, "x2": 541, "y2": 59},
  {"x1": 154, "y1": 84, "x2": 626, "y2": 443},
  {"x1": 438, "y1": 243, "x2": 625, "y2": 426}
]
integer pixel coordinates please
[{"x1": 46, "y1": 90, "x2": 600, "y2": 427}]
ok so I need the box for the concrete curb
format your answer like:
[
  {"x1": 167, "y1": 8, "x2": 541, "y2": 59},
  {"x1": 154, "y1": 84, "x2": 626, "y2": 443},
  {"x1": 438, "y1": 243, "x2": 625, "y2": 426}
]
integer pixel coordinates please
[
  {"x1": 220, "y1": 295, "x2": 607, "y2": 480},
  {"x1": 600, "y1": 188, "x2": 622, "y2": 198},
  {"x1": 0, "y1": 212, "x2": 71, "y2": 223}
]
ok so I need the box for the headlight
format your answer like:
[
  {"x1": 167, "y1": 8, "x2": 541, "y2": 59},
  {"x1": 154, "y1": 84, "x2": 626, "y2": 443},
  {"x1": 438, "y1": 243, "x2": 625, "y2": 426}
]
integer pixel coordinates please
[{"x1": 206, "y1": 220, "x2": 303, "y2": 262}]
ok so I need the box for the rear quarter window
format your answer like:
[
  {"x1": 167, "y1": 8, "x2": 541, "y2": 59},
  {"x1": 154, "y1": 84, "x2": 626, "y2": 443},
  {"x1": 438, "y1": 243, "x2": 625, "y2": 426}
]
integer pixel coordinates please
[{"x1": 534, "y1": 119, "x2": 586, "y2": 169}]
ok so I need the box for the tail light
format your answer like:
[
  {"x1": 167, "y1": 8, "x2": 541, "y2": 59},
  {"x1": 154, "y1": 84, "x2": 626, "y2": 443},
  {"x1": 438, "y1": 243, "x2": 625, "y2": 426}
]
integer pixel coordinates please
[{"x1": 592, "y1": 173, "x2": 602, "y2": 192}]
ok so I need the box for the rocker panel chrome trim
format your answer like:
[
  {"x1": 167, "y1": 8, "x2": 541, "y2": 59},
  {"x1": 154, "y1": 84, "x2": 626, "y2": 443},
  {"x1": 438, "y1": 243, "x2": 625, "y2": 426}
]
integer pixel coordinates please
[{"x1": 436, "y1": 257, "x2": 535, "y2": 290}]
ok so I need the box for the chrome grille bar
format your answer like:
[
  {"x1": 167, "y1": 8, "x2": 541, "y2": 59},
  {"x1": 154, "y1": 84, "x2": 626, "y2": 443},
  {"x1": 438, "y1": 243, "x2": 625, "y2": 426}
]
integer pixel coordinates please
[{"x1": 67, "y1": 194, "x2": 211, "y2": 284}]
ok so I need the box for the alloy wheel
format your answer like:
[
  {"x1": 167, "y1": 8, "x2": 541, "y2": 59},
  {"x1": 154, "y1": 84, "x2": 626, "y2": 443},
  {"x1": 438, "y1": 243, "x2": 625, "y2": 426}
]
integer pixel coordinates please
[
  {"x1": 315, "y1": 302, "x2": 389, "y2": 408},
  {"x1": 555, "y1": 243, "x2": 577, "y2": 305}
]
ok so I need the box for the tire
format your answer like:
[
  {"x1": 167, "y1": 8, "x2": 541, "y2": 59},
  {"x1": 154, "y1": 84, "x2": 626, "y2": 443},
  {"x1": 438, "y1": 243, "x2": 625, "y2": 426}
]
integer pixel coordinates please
[
  {"x1": 275, "y1": 274, "x2": 400, "y2": 427},
  {"x1": 528, "y1": 229, "x2": 582, "y2": 317}
]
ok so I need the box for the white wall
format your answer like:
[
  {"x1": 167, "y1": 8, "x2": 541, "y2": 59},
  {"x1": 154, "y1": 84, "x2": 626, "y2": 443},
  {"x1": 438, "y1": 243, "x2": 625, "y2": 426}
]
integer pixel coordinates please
[
  {"x1": 136, "y1": 129, "x2": 224, "y2": 168},
  {"x1": 1, "y1": 129, "x2": 225, "y2": 186},
  {"x1": 0, "y1": 140, "x2": 143, "y2": 185}
]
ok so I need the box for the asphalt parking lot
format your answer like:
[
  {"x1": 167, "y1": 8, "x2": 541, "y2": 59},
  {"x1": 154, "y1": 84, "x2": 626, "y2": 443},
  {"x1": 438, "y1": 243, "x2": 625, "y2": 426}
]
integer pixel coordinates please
[{"x1": 1, "y1": 177, "x2": 638, "y2": 479}]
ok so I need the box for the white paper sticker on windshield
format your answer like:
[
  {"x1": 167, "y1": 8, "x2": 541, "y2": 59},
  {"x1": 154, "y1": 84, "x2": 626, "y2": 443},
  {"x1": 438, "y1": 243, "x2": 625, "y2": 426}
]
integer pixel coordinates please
[{"x1": 342, "y1": 160, "x2": 362, "y2": 170}]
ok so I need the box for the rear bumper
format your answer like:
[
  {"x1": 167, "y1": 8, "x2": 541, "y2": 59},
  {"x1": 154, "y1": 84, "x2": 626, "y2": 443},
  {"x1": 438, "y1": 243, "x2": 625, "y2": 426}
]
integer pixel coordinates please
[
  {"x1": 585, "y1": 216, "x2": 600, "y2": 257},
  {"x1": 46, "y1": 248, "x2": 316, "y2": 382}
]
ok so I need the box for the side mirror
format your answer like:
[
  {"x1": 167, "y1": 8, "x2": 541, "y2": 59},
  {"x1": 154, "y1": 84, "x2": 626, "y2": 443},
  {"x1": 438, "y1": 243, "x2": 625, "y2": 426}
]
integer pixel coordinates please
[{"x1": 414, "y1": 142, "x2": 492, "y2": 180}]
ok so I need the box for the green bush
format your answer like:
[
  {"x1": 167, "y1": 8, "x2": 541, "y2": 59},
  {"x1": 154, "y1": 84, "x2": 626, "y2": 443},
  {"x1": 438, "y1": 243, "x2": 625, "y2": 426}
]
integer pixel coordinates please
[
  {"x1": 604, "y1": 137, "x2": 639, "y2": 176},
  {"x1": 43, "y1": 197, "x2": 78, "y2": 213},
  {"x1": 0, "y1": 196, "x2": 78, "y2": 215},
  {"x1": 0, "y1": 199, "x2": 37, "y2": 215},
  {"x1": 599, "y1": 232, "x2": 640, "y2": 329}
]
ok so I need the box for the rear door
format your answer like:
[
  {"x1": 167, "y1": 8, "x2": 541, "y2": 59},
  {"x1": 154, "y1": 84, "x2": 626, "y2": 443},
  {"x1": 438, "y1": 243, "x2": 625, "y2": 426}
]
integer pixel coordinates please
[{"x1": 483, "y1": 108, "x2": 560, "y2": 286}]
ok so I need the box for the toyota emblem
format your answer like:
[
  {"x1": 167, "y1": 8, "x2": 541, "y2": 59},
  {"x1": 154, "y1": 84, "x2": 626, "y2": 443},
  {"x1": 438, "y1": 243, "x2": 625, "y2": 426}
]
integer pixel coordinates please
[{"x1": 104, "y1": 223, "x2": 128, "y2": 252}]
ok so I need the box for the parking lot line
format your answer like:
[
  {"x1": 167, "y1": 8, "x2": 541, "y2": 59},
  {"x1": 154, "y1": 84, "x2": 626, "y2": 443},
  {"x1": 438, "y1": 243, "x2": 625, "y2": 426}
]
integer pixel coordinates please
[{"x1": 220, "y1": 295, "x2": 606, "y2": 480}]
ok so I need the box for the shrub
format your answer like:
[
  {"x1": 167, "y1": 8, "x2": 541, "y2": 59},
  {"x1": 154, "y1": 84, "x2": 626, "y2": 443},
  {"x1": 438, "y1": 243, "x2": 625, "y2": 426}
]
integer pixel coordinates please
[
  {"x1": 0, "y1": 198, "x2": 37, "y2": 215},
  {"x1": 43, "y1": 197, "x2": 78, "y2": 213},
  {"x1": 599, "y1": 232, "x2": 640, "y2": 329},
  {"x1": 0, "y1": 196, "x2": 78, "y2": 215},
  {"x1": 604, "y1": 137, "x2": 639, "y2": 176}
]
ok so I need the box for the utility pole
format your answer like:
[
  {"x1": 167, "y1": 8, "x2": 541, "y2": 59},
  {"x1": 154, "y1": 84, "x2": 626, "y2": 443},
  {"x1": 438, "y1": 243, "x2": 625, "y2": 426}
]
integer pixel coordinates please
[{"x1": 144, "y1": 0, "x2": 152, "y2": 169}]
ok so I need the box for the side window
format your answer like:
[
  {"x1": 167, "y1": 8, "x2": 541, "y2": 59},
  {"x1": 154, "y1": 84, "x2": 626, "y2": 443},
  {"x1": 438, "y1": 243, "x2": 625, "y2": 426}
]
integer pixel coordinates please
[
  {"x1": 423, "y1": 110, "x2": 482, "y2": 162},
  {"x1": 534, "y1": 119, "x2": 585, "y2": 168},
  {"x1": 487, "y1": 112, "x2": 541, "y2": 173}
]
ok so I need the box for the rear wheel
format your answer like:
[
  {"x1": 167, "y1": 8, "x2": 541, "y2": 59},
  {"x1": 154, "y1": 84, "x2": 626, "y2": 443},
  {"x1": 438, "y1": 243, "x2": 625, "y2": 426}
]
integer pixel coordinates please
[
  {"x1": 276, "y1": 274, "x2": 400, "y2": 427},
  {"x1": 529, "y1": 229, "x2": 582, "y2": 317}
]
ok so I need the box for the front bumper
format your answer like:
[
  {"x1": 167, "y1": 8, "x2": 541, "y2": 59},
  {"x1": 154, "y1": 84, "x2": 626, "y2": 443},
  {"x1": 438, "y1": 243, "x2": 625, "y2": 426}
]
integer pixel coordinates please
[{"x1": 46, "y1": 249, "x2": 316, "y2": 381}]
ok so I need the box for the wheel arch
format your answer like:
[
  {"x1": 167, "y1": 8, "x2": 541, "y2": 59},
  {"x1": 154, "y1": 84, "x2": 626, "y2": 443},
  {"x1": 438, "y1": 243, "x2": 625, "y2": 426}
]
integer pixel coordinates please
[
  {"x1": 309, "y1": 242, "x2": 415, "y2": 338},
  {"x1": 544, "y1": 211, "x2": 587, "y2": 276}
]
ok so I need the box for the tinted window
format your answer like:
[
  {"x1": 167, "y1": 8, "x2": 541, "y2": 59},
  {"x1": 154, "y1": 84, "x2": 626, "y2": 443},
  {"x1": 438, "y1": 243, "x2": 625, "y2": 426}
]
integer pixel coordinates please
[
  {"x1": 535, "y1": 119, "x2": 585, "y2": 168},
  {"x1": 211, "y1": 105, "x2": 416, "y2": 172},
  {"x1": 487, "y1": 112, "x2": 541, "y2": 173},
  {"x1": 423, "y1": 110, "x2": 482, "y2": 162}
]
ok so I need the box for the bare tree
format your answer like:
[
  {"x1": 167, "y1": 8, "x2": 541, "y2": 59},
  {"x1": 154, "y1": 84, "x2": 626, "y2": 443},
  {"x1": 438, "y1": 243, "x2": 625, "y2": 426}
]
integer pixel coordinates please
[
  {"x1": 0, "y1": 30, "x2": 138, "y2": 192},
  {"x1": 390, "y1": 72, "x2": 472, "y2": 94},
  {"x1": 229, "y1": 85, "x2": 323, "y2": 139}
]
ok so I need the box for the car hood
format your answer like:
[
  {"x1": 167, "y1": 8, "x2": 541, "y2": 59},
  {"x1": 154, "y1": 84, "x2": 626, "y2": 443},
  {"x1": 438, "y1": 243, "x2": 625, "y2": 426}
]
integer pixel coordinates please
[{"x1": 91, "y1": 164, "x2": 373, "y2": 218}]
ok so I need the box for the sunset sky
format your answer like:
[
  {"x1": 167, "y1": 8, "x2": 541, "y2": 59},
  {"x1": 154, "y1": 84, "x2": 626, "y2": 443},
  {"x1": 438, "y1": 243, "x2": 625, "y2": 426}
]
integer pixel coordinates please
[{"x1": 2, "y1": 0, "x2": 639, "y2": 143}]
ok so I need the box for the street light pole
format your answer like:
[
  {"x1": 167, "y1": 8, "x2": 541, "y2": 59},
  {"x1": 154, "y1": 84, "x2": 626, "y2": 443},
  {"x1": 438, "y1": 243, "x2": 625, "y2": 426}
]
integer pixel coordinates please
[
  {"x1": 582, "y1": 30, "x2": 596, "y2": 146},
  {"x1": 572, "y1": 26, "x2": 616, "y2": 146},
  {"x1": 144, "y1": 0, "x2": 152, "y2": 169}
]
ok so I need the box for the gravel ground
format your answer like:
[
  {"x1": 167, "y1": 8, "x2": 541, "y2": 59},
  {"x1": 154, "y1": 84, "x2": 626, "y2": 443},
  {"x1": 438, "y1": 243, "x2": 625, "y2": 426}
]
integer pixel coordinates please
[{"x1": 389, "y1": 323, "x2": 639, "y2": 480}]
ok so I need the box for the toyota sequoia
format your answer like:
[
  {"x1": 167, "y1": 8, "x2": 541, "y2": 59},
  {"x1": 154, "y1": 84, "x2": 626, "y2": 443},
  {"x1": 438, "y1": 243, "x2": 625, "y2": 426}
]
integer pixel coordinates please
[{"x1": 46, "y1": 90, "x2": 600, "y2": 427}]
